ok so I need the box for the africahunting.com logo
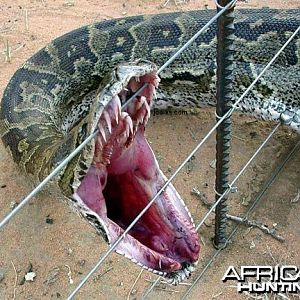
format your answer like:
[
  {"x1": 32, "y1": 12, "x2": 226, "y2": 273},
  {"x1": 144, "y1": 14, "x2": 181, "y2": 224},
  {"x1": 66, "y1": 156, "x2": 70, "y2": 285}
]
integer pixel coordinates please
[{"x1": 222, "y1": 266, "x2": 300, "y2": 294}]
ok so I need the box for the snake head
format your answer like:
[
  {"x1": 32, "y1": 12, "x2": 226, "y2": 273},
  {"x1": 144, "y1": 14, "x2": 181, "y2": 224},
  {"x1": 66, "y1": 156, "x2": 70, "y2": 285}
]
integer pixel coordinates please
[{"x1": 63, "y1": 60, "x2": 200, "y2": 285}]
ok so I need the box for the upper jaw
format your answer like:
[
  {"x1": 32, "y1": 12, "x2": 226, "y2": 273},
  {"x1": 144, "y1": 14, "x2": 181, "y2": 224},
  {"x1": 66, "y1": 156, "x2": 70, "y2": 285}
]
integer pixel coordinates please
[{"x1": 70, "y1": 60, "x2": 200, "y2": 284}]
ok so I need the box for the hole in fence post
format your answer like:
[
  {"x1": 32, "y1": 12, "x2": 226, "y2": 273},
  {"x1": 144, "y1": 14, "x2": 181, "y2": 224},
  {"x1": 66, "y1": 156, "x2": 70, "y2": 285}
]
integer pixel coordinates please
[{"x1": 214, "y1": 0, "x2": 235, "y2": 249}]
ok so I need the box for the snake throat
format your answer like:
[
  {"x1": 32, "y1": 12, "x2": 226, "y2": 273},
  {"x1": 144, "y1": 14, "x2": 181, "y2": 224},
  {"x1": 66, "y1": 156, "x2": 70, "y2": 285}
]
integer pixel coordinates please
[{"x1": 72, "y1": 63, "x2": 200, "y2": 284}]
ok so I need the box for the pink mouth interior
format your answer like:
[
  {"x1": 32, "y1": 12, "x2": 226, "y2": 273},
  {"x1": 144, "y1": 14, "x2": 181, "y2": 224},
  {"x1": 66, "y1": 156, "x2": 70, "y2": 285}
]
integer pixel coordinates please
[{"x1": 74, "y1": 74, "x2": 200, "y2": 274}]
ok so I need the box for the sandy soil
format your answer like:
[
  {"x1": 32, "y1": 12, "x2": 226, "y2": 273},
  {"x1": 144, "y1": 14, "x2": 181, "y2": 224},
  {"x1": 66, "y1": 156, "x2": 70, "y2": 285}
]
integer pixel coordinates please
[{"x1": 0, "y1": 1, "x2": 299, "y2": 299}]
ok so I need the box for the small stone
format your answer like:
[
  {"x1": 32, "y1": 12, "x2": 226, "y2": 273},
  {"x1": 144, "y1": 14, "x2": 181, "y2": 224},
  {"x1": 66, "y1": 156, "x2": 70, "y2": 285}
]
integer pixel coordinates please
[
  {"x1": 0, "y1": 272, "x2": 5, "y2": 283},
  {"x1": 25, "y1": 272, "x2": 36, "y2": 281},
  {"x1": 230, "y1": 186, "x2": 238, "y2": 193},
  {"x1": 10, "y1": 201, "x2": 18, "y2": 210},
  {"x1": 63, "y1": 1, "x2": 74, "y2": 6},
  {"x1": 131, "y1": 289, "x2": 137, "y2": 295},
  {"x1": 119, "y1": 281, "x2": 123, "y2": 286},
  {"x1": 241, "y1": 193, "x2": 251, "y2": 206},
  {"x1": 78, "y1": 260, "x2": 86, "y2": 267},
  {"x1": 291, "y1": 190, "x2": 300, "y2": 203},
  {"x1": 46, "y1": 216, "x2": 54, "y2": 224},
  {"x1": 209, "y1": 159, "x2": 216, "y2": 169},
  {"x1": 18, "y1": 262, "x2": 33, "y2": 285}
]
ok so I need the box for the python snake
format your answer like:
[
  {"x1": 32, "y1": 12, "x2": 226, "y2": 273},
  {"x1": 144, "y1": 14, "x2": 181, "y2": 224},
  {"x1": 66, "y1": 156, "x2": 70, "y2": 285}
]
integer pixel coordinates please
[{"x1": 0, "y1": 8, "x2": 299, "y2": 284}]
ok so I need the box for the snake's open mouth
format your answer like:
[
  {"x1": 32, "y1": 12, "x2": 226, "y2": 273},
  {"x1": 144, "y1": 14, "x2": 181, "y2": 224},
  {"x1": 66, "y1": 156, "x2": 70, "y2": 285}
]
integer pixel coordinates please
[{"x1": 72, "y1": 62, "x2": 200, "y2": 284}]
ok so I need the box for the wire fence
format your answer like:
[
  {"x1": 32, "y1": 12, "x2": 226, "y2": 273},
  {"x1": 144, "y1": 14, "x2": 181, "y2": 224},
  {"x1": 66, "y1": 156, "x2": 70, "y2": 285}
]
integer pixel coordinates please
[
  {"x1": 180, "y1": 139, "x2": 300, "y2": 300},
  {"x1": 0, "y1": 0, "x2": 299, "y2": 299},
  {"x1": 0, "y1": 0, "x2": 236, "y2": 231},
  {"x1": 66, "y1": 4, "x2": 300, "y2": 299}
]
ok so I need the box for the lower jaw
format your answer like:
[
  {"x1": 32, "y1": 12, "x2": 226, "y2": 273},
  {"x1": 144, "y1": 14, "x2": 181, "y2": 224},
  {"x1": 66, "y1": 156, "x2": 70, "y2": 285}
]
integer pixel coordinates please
[
  {"x1": 72, "y1": 188, "x2": 189, "y2": 264},
  {"x1": 73, "y1": 141, "x2": 199, "y2": 274},
  {"x1": 73, "y1": 190, "x2": 198, "y2": 284}
]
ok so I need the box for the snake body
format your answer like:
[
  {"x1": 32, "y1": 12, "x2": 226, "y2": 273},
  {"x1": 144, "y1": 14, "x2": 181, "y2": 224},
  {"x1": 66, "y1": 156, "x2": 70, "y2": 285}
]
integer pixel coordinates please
[
  {"x1": 0, "y1": 8, "x2": 299, "y2": 283},
  {"x1": 1, "y1": 8, "x2": 300, "y2": 180}
]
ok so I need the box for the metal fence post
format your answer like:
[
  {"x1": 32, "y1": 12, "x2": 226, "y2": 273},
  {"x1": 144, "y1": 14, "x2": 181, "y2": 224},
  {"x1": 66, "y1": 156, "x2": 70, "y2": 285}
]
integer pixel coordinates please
[{"x1": 214, "y1": 0, "x2": 235, "y2": 249}]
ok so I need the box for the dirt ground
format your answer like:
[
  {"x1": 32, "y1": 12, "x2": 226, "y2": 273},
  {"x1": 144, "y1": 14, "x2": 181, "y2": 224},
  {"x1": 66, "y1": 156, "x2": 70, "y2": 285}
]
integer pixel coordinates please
[{"x1": 0, "y1": 1, "x2": 299, "y2": 299}]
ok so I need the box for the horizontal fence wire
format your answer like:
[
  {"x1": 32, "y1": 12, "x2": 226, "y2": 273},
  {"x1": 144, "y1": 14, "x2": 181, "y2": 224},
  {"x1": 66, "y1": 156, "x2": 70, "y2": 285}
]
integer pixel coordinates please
[
  {"x1": 0, "y1": 0, "x2": 237, "y2": 232},
  {"x1": 66, "y1": 10, "x2": 300, "y2": 300}
]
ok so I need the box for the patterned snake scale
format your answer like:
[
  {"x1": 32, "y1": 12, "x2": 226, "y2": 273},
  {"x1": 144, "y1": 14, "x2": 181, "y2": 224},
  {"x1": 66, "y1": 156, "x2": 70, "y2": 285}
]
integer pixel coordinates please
[{"x1": 0, "y1": 8, "x2": 299, "y2": 283}]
